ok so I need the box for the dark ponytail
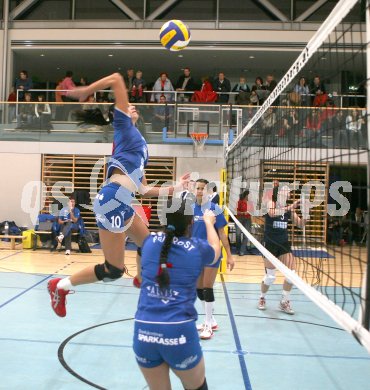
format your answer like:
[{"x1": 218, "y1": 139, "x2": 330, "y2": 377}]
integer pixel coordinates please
[
  {"x1": 74, "y1": 105, "x2": 114, "y2": 126},
  {"x1": 156, "y1": 225, "x2": 176, "y2": 289},
  {"x1": 156, "y1": 199, "x2": 193, "y2": 289}
]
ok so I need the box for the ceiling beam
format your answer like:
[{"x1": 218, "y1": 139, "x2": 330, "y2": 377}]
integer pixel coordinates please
[
  {"x1": 295, "y1": 0, "x2": 328, "y2": 22},
  {"x1": 109, "y1": 0, "x2": 140, "y2": 21},
  {"x1": 9, "y1": 0, "x2": 41, "y2": 20},
  {"x1": 146, "y1": 0, "x2": 181, "y2": 21},
  {"x1": 255, "y1": 0, "x2": 289, "y2": 22}
]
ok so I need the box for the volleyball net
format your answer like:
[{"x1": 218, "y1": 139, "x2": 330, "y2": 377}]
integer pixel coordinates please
[{"x1": 224, "y1": 0, "x2": 370, "y2": 352}]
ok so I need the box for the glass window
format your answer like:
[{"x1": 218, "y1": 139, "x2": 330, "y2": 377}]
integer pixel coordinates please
[{"x1": 75, "y1": 0, "x2": 129, "y2": 20}]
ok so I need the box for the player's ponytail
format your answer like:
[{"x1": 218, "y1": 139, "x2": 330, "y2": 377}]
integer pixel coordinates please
[
  {"x1": 74, "y1": 105, "x2": 114, "y2": 126},
  {"x1": 156, "y1": 225, "x2": 175, "y2": 289},
  {"x1": 156, "y1": 198, "x2": 193, "y2": 289}
]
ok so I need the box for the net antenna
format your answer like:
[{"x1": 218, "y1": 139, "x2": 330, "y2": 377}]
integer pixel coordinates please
[
  {"x1": 225, "y1": 0, "x2": 370, "y2": 352},
  {"x1": 190, "y1": 132, "x2": 208, "y2": 157}
]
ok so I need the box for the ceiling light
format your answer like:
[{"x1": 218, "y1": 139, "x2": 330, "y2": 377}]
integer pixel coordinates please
[
  {"x1": 40, "y1": 54, "x2": 45, "y2": 57},
  {"x1": 108, "y1": 54, "x2": 114, "y2": 57},
  {"x1": 178, "y1": 54, "x2": 183, "y2": 58},
  {"x1": 321, "y1": 56, "x2": 327, "y2": 60},
  {"x1": 26, "y1": 44, "x2": 32, "y2": 47},
  {"x1": 249, "y1": 55, "x2": 255, "y2": 59}
]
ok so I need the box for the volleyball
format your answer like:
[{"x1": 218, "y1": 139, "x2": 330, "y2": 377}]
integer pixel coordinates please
[{"x1": 159, "y1": 20, "x2": 191, "y2": 51}]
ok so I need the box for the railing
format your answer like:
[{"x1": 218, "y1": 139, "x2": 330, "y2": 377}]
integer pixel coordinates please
[
  {"x1": 15, "y1": 88, "x2": 366, "y2": 108},
  {"x1": 0, "y1": 100, "x2": 367, "y2": 150}
]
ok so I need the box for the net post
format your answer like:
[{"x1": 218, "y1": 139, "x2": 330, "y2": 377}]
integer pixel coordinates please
[{"x1": 218, "y1": 168, "x2": 228, "y2": 275}]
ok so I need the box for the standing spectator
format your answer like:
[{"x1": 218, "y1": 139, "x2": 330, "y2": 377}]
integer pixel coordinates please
[
  {"x1": 333, "y1": 109, "x2": 346, "y2": 147},
  {"x1": 79, "y1": 77, "x2": 88, "y2": 86},
  {"x1": 265, "y1": 74, "x2": 277, "y2": 94},
  {"x1": 310, "y1": 75, "x2": 327, "y2": 106},
  {"x1": 306, "y1": 109, "x2": 322, "y2": 146},
  {"x1": 131, "y1": 70, "x2": 146, "y2": 103},
  {"x1": 56, "y1": 196, "x2": 81, "y2": 255},
  {"x1": 253, "y1": 76, "x2": 268, "y2": 105},
  {"x1": 15, "y1": 70, "x2": 33, "y2": 101},
  {"x1": 152, "y1": 95, "x2": 173, "y2": 132},
  {"x1": 60, "y1": 71, "x2": 77, "y2": 120},
  {"x1": 54, "y1": 79, "x2": 64, "y2": 120},
  {"x1": 175, "y1": 67, "x2": 197, "y2": 102},
  {"x1": 236, "y1": 190, "x2": 252, "y2": 256},
  {"x1": 35, "y1": 94, "x2": 52, "y2": 131},
  {"x1": 16, "y1": 92, "x2": 34, "y2": 129},
  {"x1": 213, "y1": 72, "x2": 231, "y2": 103},
  {"x1": 151, "y1": 72, "x2": 175, "y2": 102},
  {"x1": 124, "y1": 68, "x2": 135, "y2": 91},
  {"x1": 232, "y1": 76, "x2": 250, "y2": 104}
]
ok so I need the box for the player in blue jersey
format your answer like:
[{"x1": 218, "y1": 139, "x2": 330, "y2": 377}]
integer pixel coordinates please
[
  {"x1": 258, "y1": 185, "x2": 308, "y2": 315},
  {"x1": 192, "y1": 179, "x2": 234, "y2": 340},
  {"x1": 134, "y1": 198, "x2": 221, "y2": 390},
  {"x1": 47, "y1": 73, "x2": 189, "y2": 317}
]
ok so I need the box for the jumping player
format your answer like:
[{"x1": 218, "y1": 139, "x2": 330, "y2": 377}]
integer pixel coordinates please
[
  {"x1": 47, "y1": 73, "x2": 189, "y2": 317},
  {"x1": 133, "y1": 198, "x2": 220, "y2": 390},
  {"x1": 193, "y1": 179, "x2": 234, "y2": 340},
  {"x1": 258, "y1": 185, "x2": 308, "y2": 314}
]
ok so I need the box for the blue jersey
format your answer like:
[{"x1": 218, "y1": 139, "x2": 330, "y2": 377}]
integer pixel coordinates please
[
  {"x1": 107, "y1": 108, "x2": 149, "y2": 188},
  {"x1": 59, "y1": 207, "x2": 80, "y2": 222},
  {"x1": 135, "y1": 233, "x2": 215, "y2": 323},
  {"x1": 191, "y1": 201, "x2": 227, "y2": 239}
]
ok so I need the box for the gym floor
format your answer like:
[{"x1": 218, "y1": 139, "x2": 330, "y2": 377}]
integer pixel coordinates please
[{"x1": 0, "y1": 246, "x2": 369, "y2": 390}]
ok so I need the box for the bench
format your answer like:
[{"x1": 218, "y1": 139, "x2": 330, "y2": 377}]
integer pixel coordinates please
[
  {"x1": 33, "y1": 231, "x2": 79, "y2": 250},
  {"x1": 0, "y1": 235, "x2": 26, "y2": 250}
]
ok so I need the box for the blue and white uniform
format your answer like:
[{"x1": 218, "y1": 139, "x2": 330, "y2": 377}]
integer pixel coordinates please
[
  {"x1": 191, "y1": 201, "x2": 227, "y2": 268},
  {"x1": 93, "y1": 107, "x2": 149, "y2": 232},
  {"x1": 133, "y1": 232, "x2": 215, "y2": 369}
]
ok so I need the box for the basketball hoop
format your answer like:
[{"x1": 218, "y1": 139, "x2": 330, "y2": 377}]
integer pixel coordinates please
[{"x1": 190, "y1": 132, "x2": 208, "y2": 155}]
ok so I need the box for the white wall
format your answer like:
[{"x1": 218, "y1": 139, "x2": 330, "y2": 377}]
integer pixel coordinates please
[
  {"x1": 0, "y1": 153, "x2": 41, "y2": 228},
  {"x1": 176, "y1": 157, "x2": 224, "y2": 183}
]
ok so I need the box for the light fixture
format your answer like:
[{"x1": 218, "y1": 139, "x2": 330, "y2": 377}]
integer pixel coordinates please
[
  {"x1": 40, "y1": 54, "x2": 45, "y2": 57},
  {"x1": 249, "y1": 55, "x2": 255, "y2": 59},
  {"x1": 178, "y1": 54, "x2": 183, "y2": 58},
  {"x1": 321, "y1": 56, "x2": 327, "y2": 60},
  {"x1": 108, "y1": 54, "x2": 114, "y2": 57}
]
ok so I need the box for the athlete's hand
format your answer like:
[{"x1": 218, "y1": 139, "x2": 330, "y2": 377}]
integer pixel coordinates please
[
  {"x1": 173, "y1": 173, "x2": 191, "y2": 192},
  {"x1": 227, "y1": 254, "x2": 235, "y2": 271},
  {"x1": 288, "y1": 200, "x2": 300, "y2": 211},
  {"x1": 203, "y1": 209, "x2": 216, "y2": 226}
]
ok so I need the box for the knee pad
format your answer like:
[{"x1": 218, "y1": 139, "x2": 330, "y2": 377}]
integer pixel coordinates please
[
  {"x1": 197, "y1": 288, "x2": 204, "y2": 301},
  {"x1": 94, "y1": 260, "x2": 125, "y2": 282},
  {"x1": 136, "y1": 247, "x2": 142, "y2": 256},
  {"x1": 263, "y1": 268, "x2": 276, "y2": 286},
  {"x1": 203, "y1": 288, "x2": 214, "y2": 302},
  {"x1": 186, "y1": 378, "x2": 208, "y2": 390}
]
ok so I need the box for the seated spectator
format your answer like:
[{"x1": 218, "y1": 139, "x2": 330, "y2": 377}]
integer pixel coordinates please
[
  {"x1": 191, "y1": 77, "x2": 217, "y2": 103},
  {"x1": 252, "y1": 76, "x2": 268, "y2": 105},
  {"x1": 16, "y1": 92, "x2": 34, "y2": 129},
  {"x1": 175, "y1": 67, "x2": 197, "y2": 102},
  {"x1": 131, "y1": 70, "x2": 147, "y2": 103},
  {"x1": 306, "y1": 109, "x2": 323, "y2": 146},
  {"x1": 213, "y1": 72, "x2": 231, "y2": 103},
  {"x1": 332, "y1": 109, "x2": 346, "y2": 147},
  {"x1": 55, "y1": 196, "x2": 81, "y2": 255},
  {"x1": 293, "y1": 76, "x2": 310, "y2": 106},
  {"x1": 261, "y1": 107, "x2": 277, "y2": 144},
  {"x1": 310, "y1": 75, "x2": 328, "y2": 106},
  {"x1": 327, "y1": 216, "x2": 342, "y2": 245},
  {"x1": 265, "y1": 74, "x2": 278, "y2": 104},
  {"x1": 232, "y1": 77, "x2": 250, "y2": 104},
  {"x1": 79, "y1": 76, "x2": 88, "y2": 87},
  {"x1": 151, "y1": 72, "x2": 175, "y2": 102},
  {"x1": 345, "y1": 108, "x2": 363, "y2": 148},
  {"x1": 208, "y1": 182, "x2": 220, "y2": 204},
  {"x1": 15, "y1": 70, "x2": 33, "y2": 101},
  {"x1": 35, "y1": 94, "x2": 53, "y2": 131},
  {"x1": 60, "y1": 70, "x2": 77, "y2": 120},
  {"x1": 152, "y1": 95, "x2": 173, "y2": 132}
]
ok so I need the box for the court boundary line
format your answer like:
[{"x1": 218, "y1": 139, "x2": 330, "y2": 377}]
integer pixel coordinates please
[{"x1": 221, "y1": 274, "x2": 253, "y2": 390}]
